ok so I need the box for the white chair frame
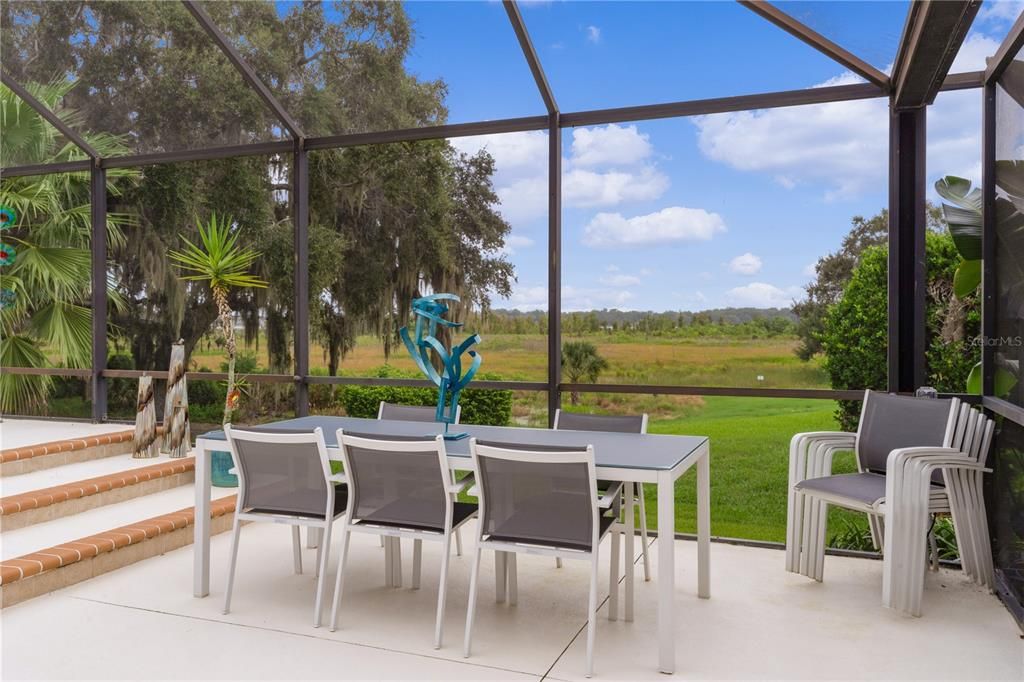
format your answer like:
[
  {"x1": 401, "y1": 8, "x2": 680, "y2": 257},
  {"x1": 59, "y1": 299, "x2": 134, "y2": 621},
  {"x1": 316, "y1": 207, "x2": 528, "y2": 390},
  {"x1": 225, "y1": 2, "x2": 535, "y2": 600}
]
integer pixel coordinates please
[
  {"x1": 552, "y1": 409, "x2": 651, "y2": 582},
  {"x1": 882, "y1": 405, "x2": 995, "y2": 615},
  {"x1": 328, "y1": 430, "x2": 476, "y2": 649},
  {"x1": 221, "y1": 425, "x2": 345, "y2": 627},
  {"x1": 464, "y1": 439, "x2": 625, "y2": 678}
]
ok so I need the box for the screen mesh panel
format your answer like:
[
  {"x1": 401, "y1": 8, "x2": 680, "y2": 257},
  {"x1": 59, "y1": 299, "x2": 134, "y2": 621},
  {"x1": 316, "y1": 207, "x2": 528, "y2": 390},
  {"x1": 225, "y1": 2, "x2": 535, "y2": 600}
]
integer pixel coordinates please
[
  {"x1": 345, "y1": 437, "x2": 447, "y2": 530},
  {"x1": 476, "y1": 449, "x2": 593, "y2": 551},
  {"x1": 557, "y1": 412, "x2": 644, "y2": 434},
  {"x1": 379, "y1": 403, "x2": 440, "y2": 423},
  {"x1": 232, "y1": 438, "x2": 327, "y2": 517},
  {"x1": 858, "y1": 393, "x2": 954, "y2": 475}
]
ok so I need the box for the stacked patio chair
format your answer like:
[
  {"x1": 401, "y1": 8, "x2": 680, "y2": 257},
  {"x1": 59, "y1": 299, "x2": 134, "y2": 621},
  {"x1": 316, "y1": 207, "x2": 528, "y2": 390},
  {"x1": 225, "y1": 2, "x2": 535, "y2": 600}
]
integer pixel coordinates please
[
  {"x1": 377, "y1": 401, "x2": 465, "y2": 558},
  {"x1": 786, "y1": 390, "x2": 995, "y2": 616},
  {"x1": 221, "y1": 426, "x2": 346, "y2": 627},
  {"x1": 463, "y1": 439, "x2": 627, "y2": 678},
  {"x1": 553, "y1": 410, "x2": 651, "y2": 581},
  {"x1": 882, "y1": 403, "x2": 995, "y2": 615},
  {"x1": 328, "y1": 431, "x2": 477, "y2": 649}
]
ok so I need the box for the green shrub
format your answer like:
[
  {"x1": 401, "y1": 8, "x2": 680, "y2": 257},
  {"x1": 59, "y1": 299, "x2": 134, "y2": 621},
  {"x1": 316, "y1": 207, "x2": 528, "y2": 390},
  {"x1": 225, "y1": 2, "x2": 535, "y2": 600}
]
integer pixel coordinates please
[
  {"x1": 820, "y1": 233, "x2": 979, "y2": 430},
  {"x1": 338, "y1": 365, "x2": 512, "y2": 426},
  {"x1": 187, "y1": 365, "x2": 222, "y2": 408},
  {"x1": 107, "y1": 353, "x2": 137, "y2": 415},
  {"x1": 189, "y1": 403, "x2": 224, "y2": 424}
]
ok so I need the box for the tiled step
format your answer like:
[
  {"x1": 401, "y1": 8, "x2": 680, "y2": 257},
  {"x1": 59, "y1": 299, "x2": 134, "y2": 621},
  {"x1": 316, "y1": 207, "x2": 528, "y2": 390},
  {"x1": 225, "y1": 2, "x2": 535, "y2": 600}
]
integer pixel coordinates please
[
  {"x1": 1, "y1": 452, "x2": 178, "y2": 497},
  {"x1": 0, "y1": 427, "x2": 136, "y2": 476},
  {"x1": 0, "y1": 495, "x2": 237, "y2": 608},
  {"x1": 1, "y1": 479, "x2": 237, "y2": 561},
  {"x1": 0, "y1": 457, "x2": 196, "y2": 532}
]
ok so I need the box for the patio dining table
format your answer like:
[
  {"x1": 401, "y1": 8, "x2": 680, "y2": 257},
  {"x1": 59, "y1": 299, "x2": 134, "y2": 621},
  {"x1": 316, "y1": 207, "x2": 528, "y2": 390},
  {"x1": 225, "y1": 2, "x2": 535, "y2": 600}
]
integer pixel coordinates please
[{"x1": 192, "y1": 416, "x2": 710, "y2": 674}]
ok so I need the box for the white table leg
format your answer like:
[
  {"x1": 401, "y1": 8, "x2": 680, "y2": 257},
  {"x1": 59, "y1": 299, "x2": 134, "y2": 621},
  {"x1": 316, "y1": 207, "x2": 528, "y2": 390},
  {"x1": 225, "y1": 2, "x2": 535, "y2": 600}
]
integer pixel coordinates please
[
  {"x1": 697, "y1": 450, "x2": 711, "y2": 599},
  {"x1": 657, "y1": 470, "x2": 676, "y2": 674},
  {"x1": 307, "y1": 527, "x2": 322, "y2": 549},
  {"x1": 624, "y1": 481, "x2": 635, "y2": 622},
  {"x1": 194, "y1": 440, "x2": 212, "y2": 598}
]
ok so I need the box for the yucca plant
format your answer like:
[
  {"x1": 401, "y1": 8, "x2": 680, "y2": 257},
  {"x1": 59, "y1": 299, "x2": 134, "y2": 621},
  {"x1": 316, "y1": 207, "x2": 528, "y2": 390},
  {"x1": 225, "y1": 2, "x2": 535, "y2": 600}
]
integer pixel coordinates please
[{"x1": 169, "y1": 214, "x2": 266, "y2": 424}]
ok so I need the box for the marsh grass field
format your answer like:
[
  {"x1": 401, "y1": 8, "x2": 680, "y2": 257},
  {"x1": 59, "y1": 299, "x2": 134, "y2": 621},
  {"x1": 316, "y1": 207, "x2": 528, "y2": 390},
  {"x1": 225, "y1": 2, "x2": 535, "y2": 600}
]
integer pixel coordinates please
[{"x1": 192, "y1": 332, "x2": 865, "y2": 545}]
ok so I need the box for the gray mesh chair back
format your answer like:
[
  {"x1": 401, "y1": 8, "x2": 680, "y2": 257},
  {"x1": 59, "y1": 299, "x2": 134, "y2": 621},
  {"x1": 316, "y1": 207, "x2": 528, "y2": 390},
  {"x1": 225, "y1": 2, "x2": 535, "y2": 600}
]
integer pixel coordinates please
[
  {"x1": 226, "y1": 426, "x2": 331, "y2": 518},
  {"x1": 554, "y1": 410, "x2": 646, "y2": 434},
  {"x1": 340, "y1": 432, "x2": 450, "y2": 530},
  {"x1": 378, "y1": 402, "x2": 461, "y2": 424},
  {"x1": 472, "y1": 440, "x2": 597, "y2": 551},
  {"x1": 857, "y1": 391, "x2": 958, "y2": 476}
]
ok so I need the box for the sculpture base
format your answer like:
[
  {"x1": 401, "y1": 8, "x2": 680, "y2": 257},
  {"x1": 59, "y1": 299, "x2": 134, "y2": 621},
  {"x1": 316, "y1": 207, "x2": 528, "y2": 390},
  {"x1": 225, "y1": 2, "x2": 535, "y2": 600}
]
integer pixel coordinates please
[{"x1": 442, "y1": 431, "x2": 469, "y2": 441}]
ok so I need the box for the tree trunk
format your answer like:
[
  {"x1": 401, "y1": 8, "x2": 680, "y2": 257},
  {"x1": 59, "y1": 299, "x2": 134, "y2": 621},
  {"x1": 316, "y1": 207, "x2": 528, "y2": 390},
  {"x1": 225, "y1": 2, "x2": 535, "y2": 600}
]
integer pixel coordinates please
[{"x1": 214, "y1": 286, "x2": 236, "y2": 425}]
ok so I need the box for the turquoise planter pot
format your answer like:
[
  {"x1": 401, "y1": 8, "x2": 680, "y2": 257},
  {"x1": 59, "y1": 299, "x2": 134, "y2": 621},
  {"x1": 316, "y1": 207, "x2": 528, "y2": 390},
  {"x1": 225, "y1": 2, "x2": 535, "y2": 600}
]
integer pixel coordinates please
[{"x1": 211, "y1": 450, "x2": 238, "y2": 488}]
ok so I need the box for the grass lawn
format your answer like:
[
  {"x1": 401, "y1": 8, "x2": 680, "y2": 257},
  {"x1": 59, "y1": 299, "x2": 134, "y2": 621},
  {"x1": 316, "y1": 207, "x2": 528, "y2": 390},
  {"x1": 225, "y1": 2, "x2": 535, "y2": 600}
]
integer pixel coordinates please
[{"x1": 642, "y1": 396, "x2": 866, "y2": 544}]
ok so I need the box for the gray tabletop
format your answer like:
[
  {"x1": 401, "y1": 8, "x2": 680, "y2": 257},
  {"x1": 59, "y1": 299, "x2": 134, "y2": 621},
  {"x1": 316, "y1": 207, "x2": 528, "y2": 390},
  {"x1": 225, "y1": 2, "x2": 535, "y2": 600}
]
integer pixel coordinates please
[{"x1": 200, "y1": 416, "x2": 707, "y2": 471}]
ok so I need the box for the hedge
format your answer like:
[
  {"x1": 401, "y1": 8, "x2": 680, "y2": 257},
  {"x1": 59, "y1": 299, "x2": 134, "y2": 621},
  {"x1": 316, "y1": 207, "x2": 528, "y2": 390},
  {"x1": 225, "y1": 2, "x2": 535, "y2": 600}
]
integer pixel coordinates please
[{"x1": 337, "y1": 366, "x2": 512, "y2": 426}]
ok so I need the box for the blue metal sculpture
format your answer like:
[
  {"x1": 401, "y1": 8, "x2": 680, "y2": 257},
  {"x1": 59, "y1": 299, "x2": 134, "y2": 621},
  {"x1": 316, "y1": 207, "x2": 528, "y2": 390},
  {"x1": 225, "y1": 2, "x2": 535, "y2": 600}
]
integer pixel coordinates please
[{"x1": 399, "y1": 293, "x2": 481, "y2": 440}]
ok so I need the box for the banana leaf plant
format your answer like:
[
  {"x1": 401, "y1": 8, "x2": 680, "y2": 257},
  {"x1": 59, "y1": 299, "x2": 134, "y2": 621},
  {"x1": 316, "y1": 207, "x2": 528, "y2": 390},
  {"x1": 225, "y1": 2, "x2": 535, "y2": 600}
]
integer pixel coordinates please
[{"x1": 937, "y1": 173, "x2": 1023, "y2": 396}]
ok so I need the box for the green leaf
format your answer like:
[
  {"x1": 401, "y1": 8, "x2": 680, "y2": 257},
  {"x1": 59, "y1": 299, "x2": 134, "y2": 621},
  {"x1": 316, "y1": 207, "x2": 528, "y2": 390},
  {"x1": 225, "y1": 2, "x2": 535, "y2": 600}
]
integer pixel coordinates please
[
  {"x1": 966, "y1": 361, "x2": 1018, "y2": 396},
  {"x1": 935, "y1": 176, "x2": 983, "y2": 212},
  {"x1": 944, "y1": 206, "x2": 983, "y2": 260},
  {"x1": 953, "y1": 259, "x2": 981, "y2": 298}
]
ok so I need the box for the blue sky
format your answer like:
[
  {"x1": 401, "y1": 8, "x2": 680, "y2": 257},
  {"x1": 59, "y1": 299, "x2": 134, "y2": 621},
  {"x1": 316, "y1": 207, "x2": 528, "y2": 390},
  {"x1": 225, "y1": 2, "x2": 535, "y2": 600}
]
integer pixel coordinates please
[{"x1": 397, "y1": 1, "x2": 1022, "y2": 312}]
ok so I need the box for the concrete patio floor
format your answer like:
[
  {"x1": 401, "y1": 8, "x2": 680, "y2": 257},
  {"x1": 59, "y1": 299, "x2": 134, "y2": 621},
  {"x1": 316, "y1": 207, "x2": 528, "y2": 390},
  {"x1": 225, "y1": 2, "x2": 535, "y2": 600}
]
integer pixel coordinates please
[{"x1": 2, "y1": 520, "x2": 1021, "y2": 681}]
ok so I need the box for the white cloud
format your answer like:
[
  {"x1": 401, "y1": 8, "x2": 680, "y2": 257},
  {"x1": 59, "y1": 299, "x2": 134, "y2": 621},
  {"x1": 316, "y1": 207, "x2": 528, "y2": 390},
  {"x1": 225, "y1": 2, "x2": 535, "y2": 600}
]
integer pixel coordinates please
[
  {"x1": 728, "y1": 252, "x2": 763, "y2": 275},
  {"x1": 564, "y1": 166, "x2": 669, "y2": 207},
  {"x1": 451, "y1": 126, "x2": 670, "y2": 224},
  {"x1": 506, "y1": 234, "x2": 535, "y2": 249},
  {"x1": 978, "y1": 1, "x2": 1024, "y2": 25},
  {"x1": 583, "y1": 207, "x2": 726, "y2": 248},
  {"x1": 563, "y1": 285, "x2": 633, "y2": 311},
  {"x1": 571, "y1": 124, "x2": 653, "y2": 167},
  {"x1": 599, "y1": 265, "x2": 642, "y2": 287},
  {"x1": 726, "y1": 282, "x2": 802, "y2": 308},
  {"x1": 694, "y1": 72, "x2": 888, "y2": 199},
  {"x1": 492, "y1": 233, "x2": 537, "y2": 258},
  {"x1": 951, "y1": 33, "x2": 1001, "y2": 72},
  {"x1": 496, "y1": 284, "x2": 634, "y2": 311},
  {"x1": 586, "y1": 25, "x2": 601, "y2": 44}
]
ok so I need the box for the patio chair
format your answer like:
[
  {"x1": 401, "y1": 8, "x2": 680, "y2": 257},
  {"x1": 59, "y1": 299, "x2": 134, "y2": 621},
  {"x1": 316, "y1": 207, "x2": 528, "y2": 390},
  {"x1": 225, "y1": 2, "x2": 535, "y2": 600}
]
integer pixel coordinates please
[
  {"x1": 378, "y1": 401, "x2": 462, "y2": 423},
  {"x1": 554, "y1": 410, "x2": 650, "y2": 581},
  {"x1": 786, "y1": 391, "x2": 994, "y2": 614},
  {"x1": 221, "y1": 425, "x2": 345, "y2": 627},
  {"x1": 377, "y1": 401, "x2": 465, "y2": 559},
  {"x1": 463, "y1": 439, "x2": 626, "y2": 678},
  {"x1": 328, "y1": 431, "x2": 477, "y2": 649},
  {"x1": 882, "y1": 404, "x2": 995, "y2": 615}
]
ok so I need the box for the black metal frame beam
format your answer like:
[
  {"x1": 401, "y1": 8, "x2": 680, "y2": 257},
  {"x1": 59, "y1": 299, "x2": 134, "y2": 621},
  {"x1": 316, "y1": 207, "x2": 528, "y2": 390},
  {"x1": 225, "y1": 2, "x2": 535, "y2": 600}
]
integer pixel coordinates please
[
  {"x1": 90, "y1": 166, "x2": 108, "y2": 421},
  {"x1": 985, "y1": 10, "x2": 1024, "y2": 84},
  {"x1": 293, "y1": 143, "x2": 310, "y2": 415},
  {"x1": 181, "y1": 0, "x2": 304, "y2": 140},
  {"x1": 503, "y1": 0, "x2": 558, "y2": 114},
  {"x1": 1, "y1": 73, "x2": 983, "y2": 178},
  {"x1": 737, "y1": 1, "x2": 890, "y2": 90},
  {"x1": 547, "y1": 113, "x2": 562, "y2": 426},
  {"x1": 887, "y1": 106, "x2": 927, "y2": 393},
  {"x1": 982, "y1": 83, "x2": 997, "y2": 397},
  {"x1": 890, "y1": 0, "x2": 981, "y2": 110},
  {"x1": 1, "y1": 70, "x2": 99, "y2": 159}
]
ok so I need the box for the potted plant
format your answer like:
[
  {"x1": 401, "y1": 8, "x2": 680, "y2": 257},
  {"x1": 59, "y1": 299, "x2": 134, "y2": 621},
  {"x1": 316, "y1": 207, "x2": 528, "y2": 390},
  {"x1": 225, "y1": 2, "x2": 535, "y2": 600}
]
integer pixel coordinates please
[{"x1": 170, "y1": 213, "x2": 265, "y2": 486}]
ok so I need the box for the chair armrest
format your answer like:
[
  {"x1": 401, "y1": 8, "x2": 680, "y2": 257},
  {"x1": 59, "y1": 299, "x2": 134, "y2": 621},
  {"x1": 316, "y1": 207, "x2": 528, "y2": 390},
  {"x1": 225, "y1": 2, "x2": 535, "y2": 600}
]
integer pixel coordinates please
[
  {"x1": 789, "y1": 432, "x2": 857, "y2": 487},
  {"x1": 447, "y1": 472, "x2": 476, "y2": 494},
  {"x1": 598, "y1": 482, "x2": 624, "y2": 509}
]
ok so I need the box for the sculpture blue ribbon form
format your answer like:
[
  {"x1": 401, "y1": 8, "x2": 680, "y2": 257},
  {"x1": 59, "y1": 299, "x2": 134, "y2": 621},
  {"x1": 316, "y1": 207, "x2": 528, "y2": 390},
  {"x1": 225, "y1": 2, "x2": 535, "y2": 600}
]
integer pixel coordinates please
[{"x1": 399, "y1": 293, "x2": 481, "y2": 440}]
